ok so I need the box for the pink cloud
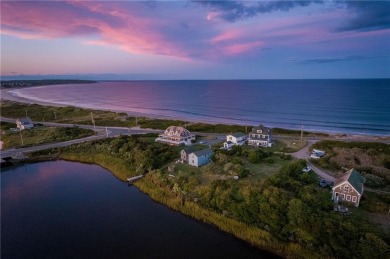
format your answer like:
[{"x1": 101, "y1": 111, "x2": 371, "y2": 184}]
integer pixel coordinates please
[
  {"x1": 210, "y1": 29, "x2": 242, "y2": 44},
  {"x1": 0, "y1": 1, "x2": 188, "y2": 58},
  {"x1": 1, "y1": 1, "x2": 386, "y2": 63},
  {"x1": 223, "y1": 41, "x2": 264, "y2": 55}
]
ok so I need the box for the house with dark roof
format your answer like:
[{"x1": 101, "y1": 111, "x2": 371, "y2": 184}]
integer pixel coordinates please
[
  {"x1": 223, "y1": 132, "x2": 247, "y2": 150},
  {"x1": 188, "y1": 148, "x2": 213, "y2": 167},
  {"x1": 155, "y1": 126, "x2": 195, "y2": 146},
  {"x1": 332, "y1": 168, "x2": 365, "y2": 207},
  {"x1": 16, "y1": 117, "x2": 34, "y2": 130},
  {"x1": 248, "y1": 125, "x2": 272, "y2": 147},
  {"x1": 180, "y1": 146, "x2": 197, "y2": 161}
]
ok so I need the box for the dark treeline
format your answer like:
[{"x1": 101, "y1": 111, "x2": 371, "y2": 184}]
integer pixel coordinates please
[{"x1": 0, "y1": 79, "x2": 96, "y2": 88}]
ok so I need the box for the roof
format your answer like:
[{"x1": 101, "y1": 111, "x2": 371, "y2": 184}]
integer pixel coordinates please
[
  {"x1": 164, "y1": 126, "x2": 191, "y2": 136},
  {"x1": 230, "y1": 132, "x2": 246, "y2": 138},
  {"x1": 250, "y1": 125, "x2": 271, "y2": 135},
  {"x1": 191, "y1": 148, "x2": 213, "y2": 157},
  {"x1": 334, "y1": 168, "x2": 365, "y2": 195},
  {"x1": 181, "y1": 146, "x2": 197, "y2": 155}
]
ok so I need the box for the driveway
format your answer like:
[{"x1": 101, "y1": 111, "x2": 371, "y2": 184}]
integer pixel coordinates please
[{"x1": 290, "y1": 140, "x2": 336, "y2": 182}]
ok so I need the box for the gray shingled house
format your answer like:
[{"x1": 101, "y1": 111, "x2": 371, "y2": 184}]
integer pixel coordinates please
[
  {"x1": 332, "y1": 168, "x2": 365, "y2": 207},
  {"x1": 180, "y1": 146, "x2": 197, "y2": 161},
  {"x1": 248, "y1": 125, "x2": 272, "y2": 147}
]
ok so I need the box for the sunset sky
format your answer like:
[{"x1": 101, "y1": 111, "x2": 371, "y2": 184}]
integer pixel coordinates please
[{"x1": 1, "y1": 1, "x2": 389, "y2": 80}]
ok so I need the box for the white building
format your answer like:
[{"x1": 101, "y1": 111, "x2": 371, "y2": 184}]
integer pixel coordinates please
[
  {"x1": 16, "y1": 117, "x2": 34, "y2": 130},
  {"x1": 155, "y1": 126, "x2": 195, "y2": 146},
  {"x1": 223, "y1": 132, "x2": 247, "y2": 150}
]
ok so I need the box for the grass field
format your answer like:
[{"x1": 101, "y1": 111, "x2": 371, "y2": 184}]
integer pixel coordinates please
[{"x1": 1, "y1": 126, "x2": 95, "y2": 148}]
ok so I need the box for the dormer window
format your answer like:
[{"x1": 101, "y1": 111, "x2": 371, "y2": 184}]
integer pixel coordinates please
[{"x1": 257, "y1": 130, "x2": 262, "y2": 133}]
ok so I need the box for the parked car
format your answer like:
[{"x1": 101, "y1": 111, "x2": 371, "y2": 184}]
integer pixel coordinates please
[
  {"x1": 319, "y1": 179, "x2": 328, "y2": 188},
  {"x1": 302, "y1": 165, "x2": 311, "y2": 173},
  {"x1": 310, "y1": 154, "x2": 321, "y2": 159}
]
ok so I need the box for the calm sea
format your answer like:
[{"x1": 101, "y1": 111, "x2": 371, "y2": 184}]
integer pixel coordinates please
[
  {"x1": 10, "y1": 79, "x2": 390, "y2": 135},
  {"x1": 1, "y1": 161, "x2": 276, "y2": 258}
]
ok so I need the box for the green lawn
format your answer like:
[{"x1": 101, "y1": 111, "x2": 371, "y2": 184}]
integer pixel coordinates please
[
  {"x1": 242, "y1": 157, "x2": 292, "y2": 182},
  {"x1": 238, "y1": 139, "x2": 307, "y2": 153},
  {"x1": 275, "y1": 139, "x2": 307, "y2": 153}
]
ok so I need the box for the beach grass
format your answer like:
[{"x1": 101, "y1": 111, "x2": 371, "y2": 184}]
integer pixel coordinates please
[
  {"x1": 0, "y1": 100, "x2": 136, "y2": 127},
  {"x1": 310, "y1": 140, "x2": 390, "y2": 187}
]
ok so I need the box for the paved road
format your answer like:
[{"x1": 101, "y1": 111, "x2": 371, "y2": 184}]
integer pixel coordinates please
[
  {"x1": 1, "y1": 131, "x2": 107, "y2": 159},
  {"x1": 0, "y1": 117, "x2": 164, "y2": 159},
  {"x1": 290, "y1": 139, "x2": 336, "y2": 182}
]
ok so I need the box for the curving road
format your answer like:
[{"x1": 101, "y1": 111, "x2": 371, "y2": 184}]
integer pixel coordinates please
[
  {"x1": 0, "y1": 117, "x2": 163, "y2": 159},
  {"x1": 290, "y1": 140, "x2": 336, "y2": 182}
]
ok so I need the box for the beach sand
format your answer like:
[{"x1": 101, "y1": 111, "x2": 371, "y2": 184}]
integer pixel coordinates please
[{"x1": 1, "y1": 87, "x2": 389, "y2": 142}]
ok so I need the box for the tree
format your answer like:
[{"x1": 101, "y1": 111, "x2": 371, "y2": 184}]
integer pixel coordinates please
[{"x1": 248, "y1": 150, "x2": 261, "y2": 163}]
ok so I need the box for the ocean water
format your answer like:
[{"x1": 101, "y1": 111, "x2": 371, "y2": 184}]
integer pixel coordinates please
[{"x1": 9, "y1": 79, "x2": 390, "y2": 135}]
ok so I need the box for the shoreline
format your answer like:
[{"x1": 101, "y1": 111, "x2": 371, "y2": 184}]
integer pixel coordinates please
[{"x1": 2, "y1": 86, "x2": 389, "y2": 141}]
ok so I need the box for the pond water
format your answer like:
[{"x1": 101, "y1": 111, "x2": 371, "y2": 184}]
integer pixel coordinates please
[{"x1": 1, "y1": 161, "x2": 277, "y2": 258}]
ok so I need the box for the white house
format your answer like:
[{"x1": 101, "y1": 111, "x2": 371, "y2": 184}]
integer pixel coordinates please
[
  {"x1": 332, "y1": 168, "x2": 365, "y2": 207},
  {"x1": 188, "y1": 148, "x2": 213, "y2": 167},
  {"x1": 248, "y1": 125, "x2": 272, "y2": 147},
  {"x1": 223, "y1": 132, "x2": 247, "y2": 150},
  {"x1": 16, "y1": 117, "x2": 34, "y2": 130},
  {"x1": 155, "y1": 126, "x2": 195, "y2": 146}
]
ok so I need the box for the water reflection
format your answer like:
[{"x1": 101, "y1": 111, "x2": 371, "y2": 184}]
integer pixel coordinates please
[{"x1": 1, "y1": 161, "x2": 277, "y2": 258}]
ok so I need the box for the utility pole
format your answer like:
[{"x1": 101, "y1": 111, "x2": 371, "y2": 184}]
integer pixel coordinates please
[
  {"x1": 106, "y1": 127, "x2": 109, "y2": 137},
  {"x1": 25, "y1": 110, "x2": 28, "y2": 117},
  {"x1": 136, "y1": 116, "x2": 138, "y2": 127},
  {"x1": 54, "y1": 111, "x2": 57, "y2": 122},
  {"x1": 300, "y1": 125, "x2": 303, "y2": 142},
  {"x1": 19, "y1": 129, "x2": 24, "y2": 146},
  {"x1": 91, "y1": 112, "x2": 95, "y2": 131}
]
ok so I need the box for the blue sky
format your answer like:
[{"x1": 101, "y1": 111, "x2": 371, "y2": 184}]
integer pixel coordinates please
[{"x1": 1, "y1": 1, "x2": 389, "y2": 80}]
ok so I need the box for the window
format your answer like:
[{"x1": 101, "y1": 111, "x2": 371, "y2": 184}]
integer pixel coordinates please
[
  {"x1": 344, "y1": 185, "x2": 349, "y2": 192},
  {"x1": 257, "y1": 130, "x2": 262, "y2": 133},
  {"x1": 346, "y1": 195, "x2": 351, "y2": 201},
  {"x1": 352, "y1": 196, "x2": 357, "y2": 202},
  {"x1": 192, "y1": 160, "x2": 194, "y2": 163},
  {"x1": 341, "y1": 194, "x2": 345, "y2": 200}
]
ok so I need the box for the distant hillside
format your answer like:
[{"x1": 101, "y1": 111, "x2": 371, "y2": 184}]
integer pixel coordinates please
[{"x1": 0, "y1": 79, "x2": 97, "y2": 89}]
